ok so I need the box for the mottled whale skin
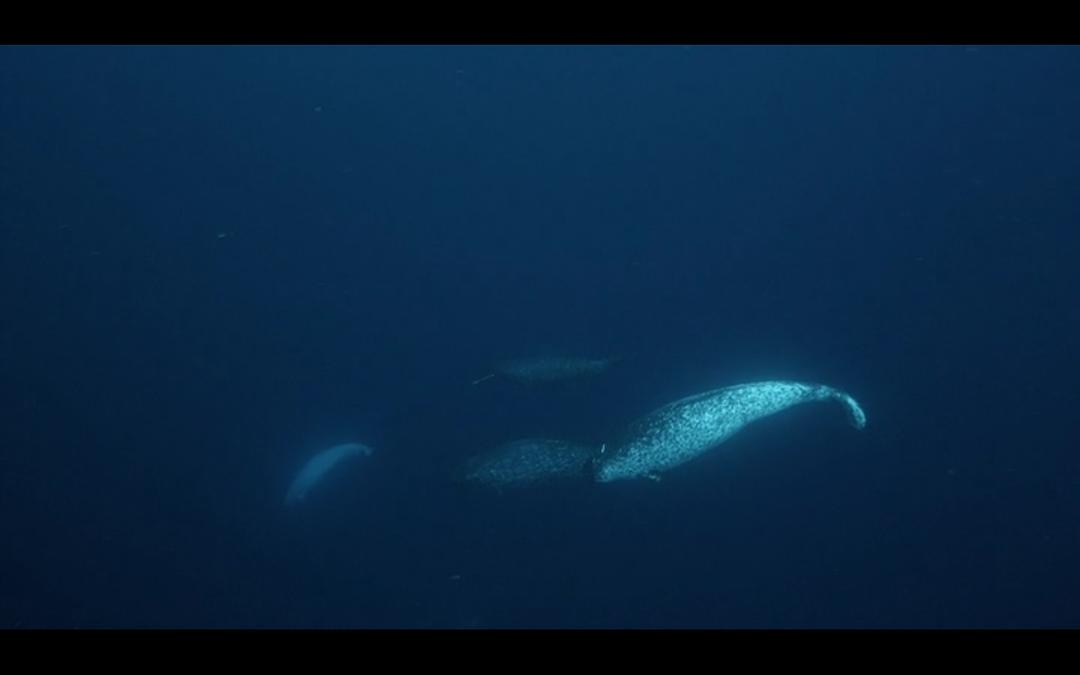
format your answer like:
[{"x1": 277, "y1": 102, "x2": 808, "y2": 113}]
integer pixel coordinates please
[
  {"x1": 593, "y1": 381, "x2": 866, "y2": 483},
  {"x1": 285, "y1": 442, "x2": 374, "y2": 505},
  {"x1": 472, "y1": 356, "x2": 620, "y2": 385},
  {"x1": 460, "y1": 438, "x2": 601, "y2": 489}
]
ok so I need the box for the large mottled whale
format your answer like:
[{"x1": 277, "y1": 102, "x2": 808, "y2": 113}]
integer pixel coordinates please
[
  {"x1": 285, "y1": 442, "x2": 374, "y2": 505},
  {"x1": 458, "y1": 438, "x2": 602, "y2": 489},
  {"x1": 471, "y1": 355, "x2": 621, "y2": 385},
  {"x1": 592, "y1": 381, "x2": 866, "y2": 483}
]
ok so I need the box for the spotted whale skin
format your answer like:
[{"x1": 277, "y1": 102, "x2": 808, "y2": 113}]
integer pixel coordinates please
[
  {"x1": 593, "y1": 381, "x2": 866, "y2": 483},
  {"x1": 459, "y1": 438, "x2": 602, "y2": 489}
]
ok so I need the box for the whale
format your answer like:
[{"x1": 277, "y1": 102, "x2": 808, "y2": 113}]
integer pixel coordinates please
[
  {"x1": 592, "y1": 380, "x2": 866, "y2": 483},
  {"x1": 458, "y1": 438, "x2": 603, "y2": 489},
  {"x1": 471, "y1": 355, "x2": 621, "y2": 385},
  {"x1": 285, "y1": 442, "x2": 374, "y2": 505}
]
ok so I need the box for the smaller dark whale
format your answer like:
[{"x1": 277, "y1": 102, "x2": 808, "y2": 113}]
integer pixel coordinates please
[{"x1": 471, "y1": 355, "x2": 621, "y2": 385}]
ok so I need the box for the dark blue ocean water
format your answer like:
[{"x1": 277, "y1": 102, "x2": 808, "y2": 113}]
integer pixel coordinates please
[{"x1": 1, "y1": 45, "x2": 1077, "y2": 628}]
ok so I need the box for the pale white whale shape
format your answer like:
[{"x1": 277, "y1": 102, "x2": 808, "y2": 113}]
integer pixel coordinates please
[
  {"x1": 594, "y1": 380, "x2": 866, "y2": 483},
  {"x1": 285, "y1": 442, "x2": 374, "y2": 505}
]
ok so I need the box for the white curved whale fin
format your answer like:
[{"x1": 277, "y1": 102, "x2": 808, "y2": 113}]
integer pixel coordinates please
[{"x1": 834, "y1": 391, "x2": 867, "y2": 429}]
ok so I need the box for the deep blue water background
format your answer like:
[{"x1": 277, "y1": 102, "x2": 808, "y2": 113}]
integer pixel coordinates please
[{"x1": 1, "y1": 45, "x2": 1077, "y2": 628}]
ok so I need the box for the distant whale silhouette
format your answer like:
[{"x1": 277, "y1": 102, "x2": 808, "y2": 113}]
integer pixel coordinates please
[
  {"x1": 471, "y1": 355, "x2": 622, "y2": 385},
  {"x1": 285, "y1": 442, "x2": 374, "y2": 505},
  {"x1": 458, "y1": 438, "x2": 602, "y2": 489},
  {"x1": 593, "y1": 381, "x2": 866, "y2": 483}
]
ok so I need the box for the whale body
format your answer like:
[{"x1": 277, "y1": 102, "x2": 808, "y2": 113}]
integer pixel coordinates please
[
  {"x1": 459, "y1": 438, "x2": 602, "y2": 489},
  {"x1": 285, "y1": 442, "x2": 374, "y2": 505},
  {"x1": 472, "y1": 355, "x2": 620, "y2": 385},
  {"x1": 593, "y1": 381, "x2": 866, "y2": 483}
]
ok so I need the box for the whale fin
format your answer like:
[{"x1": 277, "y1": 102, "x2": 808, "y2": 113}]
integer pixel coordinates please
[
  {"x1": 834, "y1": 391, "x2": 867, "y2": 429},
  {"x1": 471, "y1": 373, "x2": 496, "y2": 385},
  {"x1": 646, "y1": 472, "x2": 663, "y2": 482}
]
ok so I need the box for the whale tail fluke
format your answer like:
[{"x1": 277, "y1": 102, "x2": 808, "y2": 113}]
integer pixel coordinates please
[{"x1": 830, "y1": 389, "x2": 867, "y2": 429}]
